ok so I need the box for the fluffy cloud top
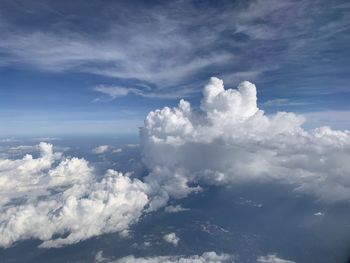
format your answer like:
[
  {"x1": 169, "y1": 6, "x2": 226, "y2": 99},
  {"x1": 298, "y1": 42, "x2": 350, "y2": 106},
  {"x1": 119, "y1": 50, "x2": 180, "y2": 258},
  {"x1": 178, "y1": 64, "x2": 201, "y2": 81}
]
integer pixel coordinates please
[
  {"x1": 163, "y1": 232, "x2": 180, "y2": 246},
  {"x1": 110, "y1": 253, "x2": 293, "y2": 263},
  {"x1": 141, "y1": 77, "x2": 350, "y2": 203},
  {"x1": 0, "y1": 143, "x2": 149, "y2": 248}
]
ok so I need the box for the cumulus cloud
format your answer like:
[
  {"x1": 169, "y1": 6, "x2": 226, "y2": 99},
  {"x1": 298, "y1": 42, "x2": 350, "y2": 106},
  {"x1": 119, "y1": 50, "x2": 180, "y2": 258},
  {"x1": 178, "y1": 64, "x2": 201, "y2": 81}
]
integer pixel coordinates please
[
  {"x1": 92, "y1": 145, "x2": 110, "y2": 154},
  {"x1": 141, "y1": 77, "x2": 350, "y2": 203},
  {"x1": 92, "y1": 145, "x2": 122, "y2": 154},
  {"x1": 257, "y1": 254, "x2": 295, "y2": 263},
  {"x1": 95, "y1": 250, "x2": 109, "y2": 263},
  {"x1": 0, "y1": 143, "x2": 149, "y2": 248},
  {"x1": 163, "y1": 232, "x2": 179, "y2": 246},
  {"x1": 111, "y1": 252, "x2": 232, "y2": 263},
  {"x1": 1, "y1": 0, "x2": 347, "y2": 99}
]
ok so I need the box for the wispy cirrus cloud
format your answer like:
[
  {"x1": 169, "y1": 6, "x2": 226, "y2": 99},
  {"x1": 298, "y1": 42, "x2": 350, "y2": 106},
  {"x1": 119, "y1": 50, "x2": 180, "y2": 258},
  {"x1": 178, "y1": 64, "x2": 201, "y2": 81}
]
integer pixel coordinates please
[
  {"x1": 261, "y1": 98, "x2": 310, "y2": 108},
  {"x1": 93, "y1": 85, "x2": 197, "y2": 101},
  {"x1": 0, "y1": 0, "x2": 349, "y2": 99}
]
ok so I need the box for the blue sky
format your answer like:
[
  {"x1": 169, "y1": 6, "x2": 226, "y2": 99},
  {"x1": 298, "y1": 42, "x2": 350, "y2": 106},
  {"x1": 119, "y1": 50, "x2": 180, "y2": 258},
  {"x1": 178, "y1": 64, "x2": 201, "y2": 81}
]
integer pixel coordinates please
[{"x1": 0, "y1": 0, "x2": 349, "y2": 136}]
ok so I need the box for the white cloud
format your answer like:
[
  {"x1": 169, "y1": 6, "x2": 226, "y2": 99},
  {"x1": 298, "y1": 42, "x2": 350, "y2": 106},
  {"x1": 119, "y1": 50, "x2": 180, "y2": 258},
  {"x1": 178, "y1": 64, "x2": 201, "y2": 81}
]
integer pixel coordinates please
[
  {"x1": 314, "y1": 212, "x2": 324, "y2": 216},
  {"x1": 257, "y1": 254, "x2": 295, "y2": 263},
  {"x1": 92, "y1": 145, "x2": 110, "y2": 154},
  {"x1": 261, "y1": 98, "x2": 308, "y2": 108},
  {"x1": 1, "y1": 77, "x2": 350, "y2": 248},
  {"x1": 95, "y1": 250, "x2": 109, "y2": 263},
  {"x1": 163, "y1": 232, "x2": 179, "y2": 246},
  {"x1": 141, "y1": 77, "x2": 350, "y2": 203},
  {"x1": 113, "y1": 148, "x2": 123, "y2": 153},
  {"x1": 93, "y1": 85, "x2": 197, "y2": 101},
  {"x1": 112, "y1": 252, "x2": 232, "y2": 263},
  {"x1": 92, "y1": 145, "x2": 122, "y2": 154},
  {"x1": 164, "y1": 205, "x2": 189, "y2": 213},
  {"x1": 0, "y1": 13, "x2": 236, "y2": 97},
  {"x1": 0, "y1": 143, "x2": 150, "y2": 248}
]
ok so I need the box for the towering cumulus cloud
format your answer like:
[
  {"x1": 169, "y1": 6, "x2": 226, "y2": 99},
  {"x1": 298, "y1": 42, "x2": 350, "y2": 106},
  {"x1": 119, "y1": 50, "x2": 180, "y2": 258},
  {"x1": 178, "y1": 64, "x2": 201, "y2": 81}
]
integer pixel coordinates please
[
  {"x1": 0, "y1": 143, "x2": 149, "y2": 248},
  {"x1": 142, "y1": 77, "x2": 350, "y2": 203}
]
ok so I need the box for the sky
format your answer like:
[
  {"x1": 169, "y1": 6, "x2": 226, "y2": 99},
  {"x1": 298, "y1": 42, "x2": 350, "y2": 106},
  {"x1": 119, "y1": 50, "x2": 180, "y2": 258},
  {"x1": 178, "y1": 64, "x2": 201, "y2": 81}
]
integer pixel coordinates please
[
  {"x1": 0, "y1": 0, "x2": 350, "y2": 136},
  {"x1": 1, "y1": 1, "x2": 350, "y2": 261}
]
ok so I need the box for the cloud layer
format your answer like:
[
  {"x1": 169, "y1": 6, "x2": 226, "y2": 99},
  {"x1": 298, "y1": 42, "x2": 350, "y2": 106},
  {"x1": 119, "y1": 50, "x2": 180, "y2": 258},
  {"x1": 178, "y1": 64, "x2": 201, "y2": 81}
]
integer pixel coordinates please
[
  {"x1": 106, "y1": 252, "x2": 231, "y2": 263},
  {"x1": 257, "y1": 254, "x2": 295, "y2": 263},
  {"x1": 0, "y1": 143, "x2": 149, "y2": 248},
  {"x1": 96, "y1": 251, "x2": 294, "y2": 263},
  {"x1": 1, "y1": 77, "x2": 350, "y2": 248},
  {"x1": 141, "y1": 77, "x2": 350, "y2": 203}
]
